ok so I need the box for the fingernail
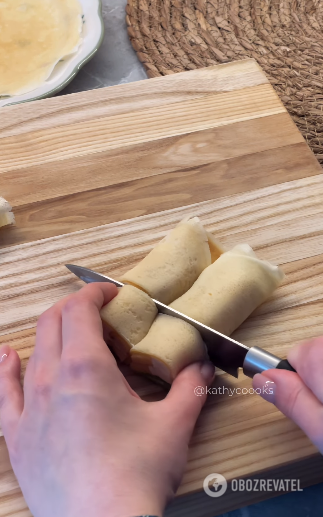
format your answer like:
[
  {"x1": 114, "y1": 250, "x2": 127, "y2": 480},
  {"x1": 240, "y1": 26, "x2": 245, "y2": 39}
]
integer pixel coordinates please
[
  {"x1": 253, "y1": 373, "x2": 276, "y2": 404},
  {"x1": 0, "y1": 345, "x2": 10, "y2": 363},
  {"x1": 200, "y1": 361, "x2": 216, "y2": 382}
]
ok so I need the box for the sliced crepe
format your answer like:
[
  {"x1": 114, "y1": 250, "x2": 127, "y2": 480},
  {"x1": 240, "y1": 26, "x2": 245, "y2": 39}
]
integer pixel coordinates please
[
  {"x1": 170, "y1": 244, "x2": 284, "y2": 336},
  {"x1": 0, "y1": 0, "x2": 83, "y2": 96},
  {"x1": 121, "y1": 217, "x2": 224, "y2": 304},
  {"x1": 130, "y1": 314, "x2": 208, "y2": 384},
  {"x1": 0, "y1": 197, "x2": 15, "y2": 227},
  {"x1": 100, "y1": 285, "x2": 158, "y2": 363}
]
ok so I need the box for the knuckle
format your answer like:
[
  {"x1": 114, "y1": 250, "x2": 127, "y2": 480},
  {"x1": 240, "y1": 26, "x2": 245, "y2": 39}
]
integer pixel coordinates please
[
  {"x1": 83, "y1": 283, "x2": 97, "y2": 294},
  {"x1": 61, "y1": 355, "x2": 102, "y2": 381},
  {"x1": 37, "y1": 305, "x2": 60, "y2": 328},
  {"x1": 30, "y1": 363, "x2": 52, "y2": 399},
  {"x1": 62, "y1": 296, "x2": 80, "y2": 315},
  {"x1": 33, "y1": 380, "x2": 52, "y2": 399},
  {"x1": 32, "y1": 373, "x2": 52, "y2": 399},
  {"x1": 82, "y1": 283, "x2": 101, "y2": 298}
]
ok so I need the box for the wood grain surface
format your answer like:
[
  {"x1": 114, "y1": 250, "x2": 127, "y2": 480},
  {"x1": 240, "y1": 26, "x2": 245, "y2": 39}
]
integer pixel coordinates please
[{"x1": 0, "y1": 59, "x2": 323, "y2": 517}]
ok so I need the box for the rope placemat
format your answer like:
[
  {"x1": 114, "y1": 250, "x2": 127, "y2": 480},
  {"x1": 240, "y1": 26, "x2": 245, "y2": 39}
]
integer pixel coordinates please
[{"x1": 126, "y1": 0, "x2": 323, "y2": 163}]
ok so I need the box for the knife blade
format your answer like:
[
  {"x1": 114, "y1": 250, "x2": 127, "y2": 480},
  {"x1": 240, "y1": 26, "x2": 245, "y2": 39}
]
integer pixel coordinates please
[{"x1": 65, "y1": 264, "x2": 296, "y2": 378}]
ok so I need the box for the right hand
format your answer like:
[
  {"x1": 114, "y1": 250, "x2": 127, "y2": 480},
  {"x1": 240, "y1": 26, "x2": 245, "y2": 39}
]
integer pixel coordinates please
[{"x1": 253, "y1": 337, "x2": 323, "y2": 453}]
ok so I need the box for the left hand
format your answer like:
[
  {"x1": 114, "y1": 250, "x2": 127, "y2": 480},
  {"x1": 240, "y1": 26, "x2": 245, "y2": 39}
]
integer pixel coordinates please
[{"x1": 0, "y1": 283, "x2": 215, "y2": 517}]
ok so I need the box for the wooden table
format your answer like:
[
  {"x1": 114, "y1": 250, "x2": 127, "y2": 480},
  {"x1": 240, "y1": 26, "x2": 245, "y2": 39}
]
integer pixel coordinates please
[{"x1": 1, "y1": 59, "x2": 323, "y2": 517}]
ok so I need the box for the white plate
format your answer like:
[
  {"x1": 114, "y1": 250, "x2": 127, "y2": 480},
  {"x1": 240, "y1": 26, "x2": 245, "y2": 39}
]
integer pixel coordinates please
[{"x1": 0, "y1": 0, "x2": 104, "y2": 108}]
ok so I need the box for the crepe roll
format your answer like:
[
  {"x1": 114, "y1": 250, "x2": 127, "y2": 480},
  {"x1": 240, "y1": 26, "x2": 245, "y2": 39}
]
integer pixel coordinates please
[
  {"x1": 100, "y1": 285, "x2": 158, "y2": 363},
  {"x1": 121, "y1": 217, "x2": 224, "y2": 304},
  {"x1": 0, "y1": 197, "x2": 15, "y2": 228},
  {"x1": 170, "y1": 244, "x2": 284, "y2": 336},
  {"x1": 130, "y1": 314, "x2": 208, "y2": 384},
  {"x1": 207, "y1": 231, "x2": 226, "y2": 263}
]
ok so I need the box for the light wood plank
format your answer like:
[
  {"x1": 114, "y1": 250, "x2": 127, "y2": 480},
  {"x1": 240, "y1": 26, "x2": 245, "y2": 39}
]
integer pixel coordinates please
[
  {"x1": 0, "y1": 114, "x2": 306, "y2": 208},
  {"x1": 1, "y1": 175, "x2": 323, "y2": 335},
  {"x1": 0, "y1": 84, "x2": 284, "y2": 173},
  {"x1": 0, "y1": 60, "x2": 267, "y2": 139},
  {"x1": 2, "y1": 297, "x2": 323, "y2": 387}
]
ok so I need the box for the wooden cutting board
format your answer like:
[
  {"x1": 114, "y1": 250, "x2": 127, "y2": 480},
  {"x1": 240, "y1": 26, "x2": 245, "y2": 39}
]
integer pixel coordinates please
[{"x1": 1, "y1": 59, "x2": 323, "y2": 517}]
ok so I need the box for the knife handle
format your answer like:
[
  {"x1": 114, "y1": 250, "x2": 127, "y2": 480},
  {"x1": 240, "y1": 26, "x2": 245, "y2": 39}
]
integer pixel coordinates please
[
  {"x1": 275, "y1": 358, "x2": 296, "y2": 372},
  {"x1": 243, "y1": 346, "x2": 296, "y2": 378}
]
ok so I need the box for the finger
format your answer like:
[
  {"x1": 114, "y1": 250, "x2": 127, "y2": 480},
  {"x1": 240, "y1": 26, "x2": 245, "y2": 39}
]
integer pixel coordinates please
[
  {"x1": 253, "y1": 370, "x2": 323, "y2": 452},
  {"x1": 24, "y1": 294, "x2": 77, "y2": 403},
  {"x1": 62, "y1": 282, "x2": 118, "y2": 357},
  {"x1": 0, "y1": 346, "x2": 24, "y2": 451},
  {"x1": 287, "y1": 337, "x2": 323, "y2": 403},
  {"x1": 161, "y1": 361, "x2": 215, "y2": 442},
  {"x1": 34, "y1": 296, "x2": 72, "y2": 360}
]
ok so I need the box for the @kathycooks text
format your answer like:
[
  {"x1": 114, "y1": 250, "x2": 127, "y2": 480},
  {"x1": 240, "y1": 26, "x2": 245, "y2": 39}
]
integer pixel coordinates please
[{"x1": 194, "y1": 385, "x2": 274, "y2": 396}]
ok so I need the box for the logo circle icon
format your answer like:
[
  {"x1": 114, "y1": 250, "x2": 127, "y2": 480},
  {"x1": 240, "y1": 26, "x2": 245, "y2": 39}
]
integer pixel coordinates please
[{"x1": 203, "y1": 473, "x2": 228, "y2": 497}]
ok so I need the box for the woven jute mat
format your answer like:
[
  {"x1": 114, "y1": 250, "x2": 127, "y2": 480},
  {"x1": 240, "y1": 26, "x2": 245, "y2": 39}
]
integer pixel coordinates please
[{"x1": 126, "y1": 0, "x2": 323, "y2": 163}]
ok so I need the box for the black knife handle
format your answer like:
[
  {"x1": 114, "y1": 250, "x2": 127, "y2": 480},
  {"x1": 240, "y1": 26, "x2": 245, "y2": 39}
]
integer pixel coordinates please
[
  {"x1": 243, "y1": 346, "x2": 297, "y2": 378},
  {"x1": 275, "y1": 359, "x2": 296, "y2": 373}
]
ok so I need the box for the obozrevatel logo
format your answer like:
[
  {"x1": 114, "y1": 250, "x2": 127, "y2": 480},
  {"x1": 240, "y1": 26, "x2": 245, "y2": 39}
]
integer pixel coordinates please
[{"x1": 203, "y1": 473, "x2": 228, "y2": 497}]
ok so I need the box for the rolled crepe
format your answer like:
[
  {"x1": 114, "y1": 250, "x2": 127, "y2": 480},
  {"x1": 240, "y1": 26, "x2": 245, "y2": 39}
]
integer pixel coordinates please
[
  {"x1": 130, "y1": 314, "x2": 208, "y2": 384},
  {"x1": 121, "y1": 217, "x2": 224, "y2": 304},
  {"x1": 170, "y1": 244, "x2": 284, "y2": 336},
  {"x1": 0, "y1": 197, "x2": 15, "y2": 228},
  {"x1": 100, "y1": 285, "x2": 158, "y2": 363},
  {"x1": 207, "y1": 231, "x2": 225, "y2": 263}
]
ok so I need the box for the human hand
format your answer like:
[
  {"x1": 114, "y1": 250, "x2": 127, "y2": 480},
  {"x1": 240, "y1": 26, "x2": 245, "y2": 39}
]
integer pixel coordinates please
[
  {"x1": 253, "y1": 338, "x2": 323, "y2": 453},
  {"x1": 0, "y1": 283, "x2": 215, "y2": 517}
]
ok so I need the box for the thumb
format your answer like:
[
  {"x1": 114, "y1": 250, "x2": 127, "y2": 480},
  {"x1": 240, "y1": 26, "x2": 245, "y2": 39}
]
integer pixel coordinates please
[
  {"x1": 0, "y1": 345, "x2": 24, "y2": 451},
  {"x1": 163, "y1": 361, "x2": 215, "y2": 441}
]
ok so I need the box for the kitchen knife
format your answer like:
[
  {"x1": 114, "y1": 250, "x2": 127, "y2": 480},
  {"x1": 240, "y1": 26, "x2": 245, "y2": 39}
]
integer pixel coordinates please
[{"x1": 65, "y1": 264, "x2": 296, "y2": 379}]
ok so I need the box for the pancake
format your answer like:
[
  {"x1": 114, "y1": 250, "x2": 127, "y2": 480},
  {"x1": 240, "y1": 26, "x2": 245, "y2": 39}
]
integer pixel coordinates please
[
  {"x1": 0, "y1": 0, "x2": 82, "y2": 96},
  {"x1": 130, "y1": 314, "x2": 208, "y2": 384},
  {"x1": 100, "y1": 285, "x2": 158, "y2": 363}
]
